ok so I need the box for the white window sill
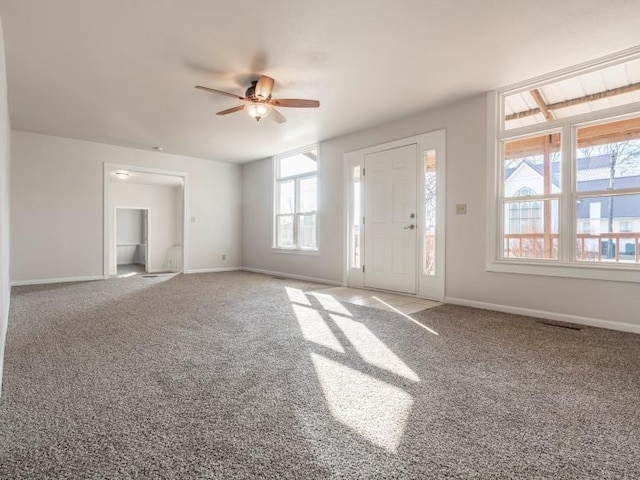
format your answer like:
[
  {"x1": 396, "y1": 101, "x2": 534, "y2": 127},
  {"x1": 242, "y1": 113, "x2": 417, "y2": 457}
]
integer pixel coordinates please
[
  {"x1": 271, "y1": 248, "x2": 320, "y2": 256},
  {"x1": 487, "y1": 259, "x2": 640, "y2": 283}
]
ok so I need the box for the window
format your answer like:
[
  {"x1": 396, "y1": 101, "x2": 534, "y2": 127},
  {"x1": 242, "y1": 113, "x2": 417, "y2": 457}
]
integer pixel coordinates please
[
  {"x1": 424, "y1": 149, "x2": 437, "y2": 275},
  {"x1": 501, "y1": 134, "x2": 560, "y2": 259},
  {"x1": 575, "y1": 118, "x2": 640, "y2": 264},
  {"x1": 491, "y1": 48, "x2": 640, "y2": 281},
  {"x1": 274, "y1": 146, "x2": 318, "y2": 251}
]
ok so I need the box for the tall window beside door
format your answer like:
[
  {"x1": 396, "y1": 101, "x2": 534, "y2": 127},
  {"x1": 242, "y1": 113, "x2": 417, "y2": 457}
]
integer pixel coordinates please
[{"x1": 273, "y1": 145, "x2": 319, "y2": 251}]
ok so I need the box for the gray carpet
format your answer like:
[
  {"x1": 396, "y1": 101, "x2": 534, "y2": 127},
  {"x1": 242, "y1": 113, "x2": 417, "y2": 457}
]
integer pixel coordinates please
[{"x1": 1, "y1": 271, "x2": 639, "y2": 479}]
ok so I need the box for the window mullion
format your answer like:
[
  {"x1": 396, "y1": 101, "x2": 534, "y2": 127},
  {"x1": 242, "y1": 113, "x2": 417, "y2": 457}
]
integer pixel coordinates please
[
  {"x1": 559, "y1": 122, "x2": 577, "y2": 263},
  {"x1": 293, "y1": 178, "x2": 301, "y2": 248}
]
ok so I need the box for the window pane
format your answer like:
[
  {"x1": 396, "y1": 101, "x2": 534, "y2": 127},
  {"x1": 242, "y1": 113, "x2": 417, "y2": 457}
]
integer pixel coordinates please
[
  {"x1": 297, "y1": 214, "x2": 317, "y2": 249},
  {"x1": 299, "y1": 176, "x2": 317, "y2": 213},
  {"x1": 278, "y1": 180, "x2": 295, "y2": 214},
  {"x1": 278, "y1": 149, "x2": 318, "y2": 178},
  {"x1": 576, "y1": 194, "x2": 640, "y2": 264},
  {"x1": 424, "y1": 149, "x2": 436, "y2": 276},
  {"x1": 503, "y1": 199, "x2": 558, "y2": 259},
  {"x1": 576, "y1": 117, "x2": 640, "y2": 193},
  {"x1": 503, "y1": 57, "x2": 640, "y2": 131},
  {"x1": 503, "y1": 133, "x2": 561, "y2": 197},
  {"x1": 277, "y1": 215, "x2": 294, "y2": 248}
]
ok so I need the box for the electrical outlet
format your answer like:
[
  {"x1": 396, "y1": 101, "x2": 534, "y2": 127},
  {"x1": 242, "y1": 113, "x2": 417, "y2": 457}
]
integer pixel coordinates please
[
  {"x1": 456, "y1": 204, "x2": 467, "y2": 215},
  {"x1": 222, "y1": 254, "x2": 226, "y2": 261},
  {"x1": 191, "y1": 216, "x2": 196, "y2": 223}
]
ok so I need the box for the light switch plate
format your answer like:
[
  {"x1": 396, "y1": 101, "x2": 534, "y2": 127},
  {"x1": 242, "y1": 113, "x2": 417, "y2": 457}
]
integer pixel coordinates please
[{"x1": 456, "y1": 204, "x2": 467, "y2": 215}]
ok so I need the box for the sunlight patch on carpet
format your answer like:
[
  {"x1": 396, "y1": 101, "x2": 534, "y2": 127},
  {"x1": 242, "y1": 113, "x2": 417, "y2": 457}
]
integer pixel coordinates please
[
  {"x1": 330, "y1": 314, "x2": 420, "y2": 382},
  {"x1": 307, "y1": 291, "x2": 352, "y2": 317},
  {"x1": 311, "y1": 353, "x2": 413, "y2": 453},
  {"x1": 285, "y1": 287, "x2": 312, "y2": 306},
  {"x1": 292, "y1": 304, "x2": 345, "y2": 353}
]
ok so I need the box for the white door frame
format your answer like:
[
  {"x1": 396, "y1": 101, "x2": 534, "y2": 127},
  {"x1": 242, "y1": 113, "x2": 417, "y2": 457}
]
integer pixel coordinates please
[
  {"x1": 103, "y1": 163, "x2": 189, "y2": 278},
  {"x1": 343, "y1": 130, "x2": 446, "y2": 301}
]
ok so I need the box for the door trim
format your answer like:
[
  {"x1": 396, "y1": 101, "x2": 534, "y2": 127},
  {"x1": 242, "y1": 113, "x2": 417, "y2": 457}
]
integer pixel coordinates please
[{"x1": 343, "y1": 130, "x2": 446, "y2": 301}]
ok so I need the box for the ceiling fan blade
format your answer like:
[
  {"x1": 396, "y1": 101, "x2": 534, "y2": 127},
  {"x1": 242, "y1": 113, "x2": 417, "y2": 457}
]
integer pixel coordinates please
[
  {"x1": 270, "y1": 99, "x2": 320, "y2": 108},
  {"x1": 216, "y1": 105, "x2": 245, "y2": 115},
  {"x1": 195, "y1": 85, "x2": 247, "y2": 101},
  {"x1": 255, "y1": 75, "x2": 275, "y2": 99},
  {"x1": 268, "y1": 109, "x2": 287, "y2": 124}
]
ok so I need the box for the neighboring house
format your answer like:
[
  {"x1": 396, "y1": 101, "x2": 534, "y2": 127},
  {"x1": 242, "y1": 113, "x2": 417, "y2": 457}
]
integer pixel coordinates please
[{"x1": 504, "y1": 154, "x2": 640, "y2": 257}]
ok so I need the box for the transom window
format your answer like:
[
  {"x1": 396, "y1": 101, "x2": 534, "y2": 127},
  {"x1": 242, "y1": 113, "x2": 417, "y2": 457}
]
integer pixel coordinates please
[
  {"x1": 492, "y1": 49, "x2": 640, "y2": 281},
  {"x1": 274, "y1": 146, "x2": 318, "y2": 251}
]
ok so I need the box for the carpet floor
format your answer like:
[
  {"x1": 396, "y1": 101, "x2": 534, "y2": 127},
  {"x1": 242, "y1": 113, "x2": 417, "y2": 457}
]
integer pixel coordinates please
[{"x1": 1, "y1": 271, "x2": 639, "y2": 479}]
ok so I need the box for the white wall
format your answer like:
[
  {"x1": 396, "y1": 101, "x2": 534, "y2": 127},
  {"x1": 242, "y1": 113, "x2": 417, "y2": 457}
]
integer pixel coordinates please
[
  {"x1": 0, "y1": 17, "x2": 10, "y2": 395},
  {"x1": 110, "y1": 183, "x2": 180, "y2": 273},
  {"x1": 243, "y1": 94, "x2": 640, "y2": 330},
  {"x1": 116, "y1": 208, "x2": 144, "y2": 245},
  {"x1": 10, "y1": 131, "x2": 242, "y2": 282}
]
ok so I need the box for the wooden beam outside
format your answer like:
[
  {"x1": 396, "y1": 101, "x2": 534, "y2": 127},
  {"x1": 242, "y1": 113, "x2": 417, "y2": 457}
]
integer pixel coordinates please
[
  {"x1": 577, "y1": 116, "x2": 640, "y2": 147},
  {"x1": 529, "y1": 89, "x2": 554, "y2": 121},
  {"x1": 505, "y1": 117, "x2": 640, "y2": 158},
  {"x1": 504, "y1": 133, "x2": 561, "y2": 159},
  {"x1": 506, "y1": 82, "x2": 640, "y2": 121}
]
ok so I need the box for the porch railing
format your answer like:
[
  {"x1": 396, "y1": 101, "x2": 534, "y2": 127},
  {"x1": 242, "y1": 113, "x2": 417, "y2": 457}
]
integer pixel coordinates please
[{"x1": 503, "y1": 232, "x2": 640, "y2": 263}]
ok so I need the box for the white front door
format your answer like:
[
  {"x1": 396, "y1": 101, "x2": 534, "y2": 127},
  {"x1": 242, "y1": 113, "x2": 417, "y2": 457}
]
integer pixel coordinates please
[{"x1": 363, "y1": 144, "x2": 418, "y2": 294}]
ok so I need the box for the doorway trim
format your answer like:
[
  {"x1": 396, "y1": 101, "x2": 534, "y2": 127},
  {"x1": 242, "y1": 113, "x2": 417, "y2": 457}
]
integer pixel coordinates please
[
  {"x1": 103, "y1": 163, "x2": 189, "y2": 278},
  {"x1": 343, "y1": 130, "x2": 446, "y2": 301}
]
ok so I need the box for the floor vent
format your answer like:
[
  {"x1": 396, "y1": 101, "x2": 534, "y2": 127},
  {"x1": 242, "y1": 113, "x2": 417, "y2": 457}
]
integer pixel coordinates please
[
  {"x1": 142, "y1": 275, "x2": 159, "y2": 278},
  {"x1": 539, "y1": 320, "x2": 582, "y2": 331},
  {"x1": 272, "y1": 276, "x2": 287, "y2": 280}
]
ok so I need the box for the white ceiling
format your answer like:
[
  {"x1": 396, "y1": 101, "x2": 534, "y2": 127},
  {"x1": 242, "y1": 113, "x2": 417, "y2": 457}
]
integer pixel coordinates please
[{"x1": 1, "y1": 0, "x2": 640, "y2": 164}]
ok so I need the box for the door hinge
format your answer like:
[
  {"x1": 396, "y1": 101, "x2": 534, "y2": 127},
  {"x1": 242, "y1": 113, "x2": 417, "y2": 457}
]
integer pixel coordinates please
[
  {"x1": 362, "y1": 265, "x2": 365, "y2": 273},
  {"x1": 362, "y1": 216, "x2": 365, "y2": 225},
  {"x1": 362, "y1": 168, "x2": 365, "y2": 176}
]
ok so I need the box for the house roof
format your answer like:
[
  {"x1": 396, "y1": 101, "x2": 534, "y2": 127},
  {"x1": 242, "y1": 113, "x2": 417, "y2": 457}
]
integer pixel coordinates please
[
  {"x1": 504, "y1": 57, "x2": 640, "y2": 130},
  {"x1": 505, "y1": 154, "x2": 640, "y2": 187}
]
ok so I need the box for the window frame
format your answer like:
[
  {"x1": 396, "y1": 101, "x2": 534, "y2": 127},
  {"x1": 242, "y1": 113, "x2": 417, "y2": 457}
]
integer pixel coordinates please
[
  {"x1": 487, "y1": 48, "x2": 640, "y2": 283},
  {"x1": 272, "y1": 144, "x2": 320, "y2": 254}
]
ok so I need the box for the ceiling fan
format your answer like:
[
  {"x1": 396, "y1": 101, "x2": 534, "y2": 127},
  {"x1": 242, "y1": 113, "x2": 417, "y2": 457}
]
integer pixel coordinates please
[{"x1": 195, "y1": 75, "x2": 319, "y2": 123}]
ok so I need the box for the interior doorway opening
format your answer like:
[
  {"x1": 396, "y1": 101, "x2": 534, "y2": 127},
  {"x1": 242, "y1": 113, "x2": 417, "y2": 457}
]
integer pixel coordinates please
[
  {"x1": 115, "y1": 208, "x2": 148, "y2": 277},
  {"x1": 104, "y1": 164, "x2": 188, "y2": 278}
]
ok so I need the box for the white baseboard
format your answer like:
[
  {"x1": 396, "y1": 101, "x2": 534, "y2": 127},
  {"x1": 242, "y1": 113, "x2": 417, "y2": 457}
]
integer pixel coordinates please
[
  {"x1": 11, "y1": 275, "x2": 104, "y2": 287},
  {"x1": 185, "y1": 267, "x2": 242, "y2": 274},
  {"x1": 445, "y1": 296, "x2": 640, "y2": 334},
  {"x1": 242, "y1": 267, "x2": 343, "y2": 286}
]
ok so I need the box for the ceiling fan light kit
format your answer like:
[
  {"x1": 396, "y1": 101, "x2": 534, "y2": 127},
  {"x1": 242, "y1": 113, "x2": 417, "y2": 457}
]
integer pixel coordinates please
[
  {"x1": 245, "y1": 102, "x2": 273, "y2": 121},
  {"x1": 195, "y1": 75, "x2": 319, "y2": 124}
]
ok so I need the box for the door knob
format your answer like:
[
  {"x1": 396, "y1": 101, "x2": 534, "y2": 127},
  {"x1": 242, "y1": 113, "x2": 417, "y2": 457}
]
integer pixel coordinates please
[{"x1": 404, "y1": 224, "x2": 415, "y2": 230}]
